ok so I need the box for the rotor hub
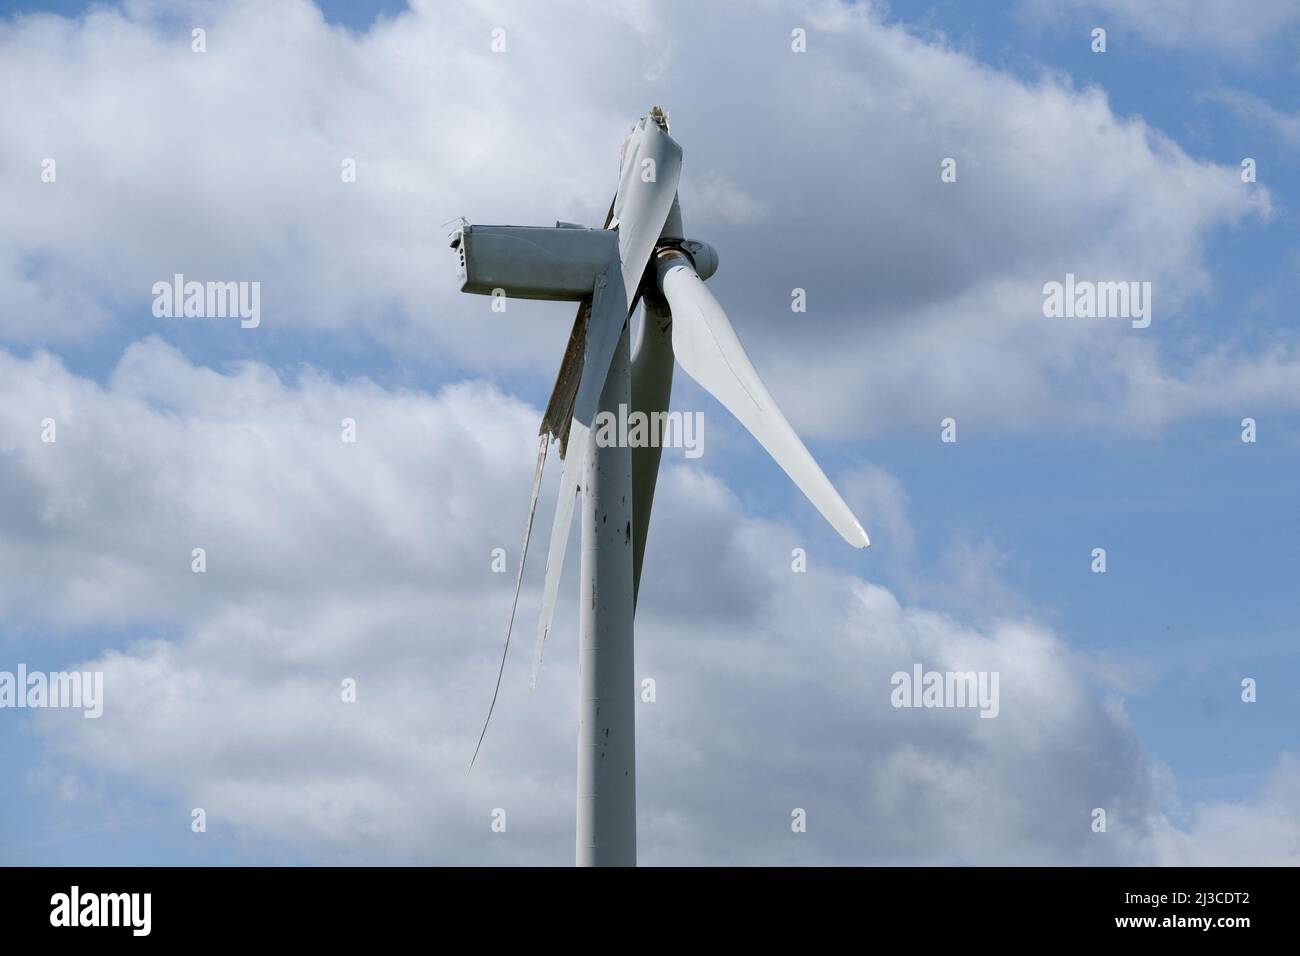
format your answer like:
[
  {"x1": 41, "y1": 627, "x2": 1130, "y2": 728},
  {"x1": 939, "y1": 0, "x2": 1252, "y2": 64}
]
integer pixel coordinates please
[{"x1": 655, "y1": 238, "x2": 719, "y2": 281}]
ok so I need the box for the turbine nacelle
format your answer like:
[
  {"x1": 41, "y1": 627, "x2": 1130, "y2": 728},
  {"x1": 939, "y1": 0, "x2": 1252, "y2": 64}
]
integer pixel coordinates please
[{"x1": 449, "y1": 222, "x2": 617, "y2": 301}]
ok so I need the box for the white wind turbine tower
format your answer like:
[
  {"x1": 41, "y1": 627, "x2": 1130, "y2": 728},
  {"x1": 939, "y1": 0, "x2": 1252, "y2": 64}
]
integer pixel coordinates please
[{"x1": 449, "y1": 108, "x2": 869, "y2": 866}]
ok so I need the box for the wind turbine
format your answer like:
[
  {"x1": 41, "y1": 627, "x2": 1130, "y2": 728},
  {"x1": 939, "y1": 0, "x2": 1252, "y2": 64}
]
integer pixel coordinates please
[{"x1": 449, "y1": 107, "x2": 869, "y2": 867}]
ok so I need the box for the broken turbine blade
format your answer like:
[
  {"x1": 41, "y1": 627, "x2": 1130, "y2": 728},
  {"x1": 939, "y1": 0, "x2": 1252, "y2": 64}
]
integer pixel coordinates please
[
  {"x1": 530, "y1": 420, "x2": 584, "y2": 692},
  {"x1": 530, "y1": 267, "x2": 627, "y2": 688},
  {"x1": 529, "y1": 117, "x2": 685, "y2": 687},
  {"x1": 470, "y1": 432, "x2": 551, "y2": 768}
]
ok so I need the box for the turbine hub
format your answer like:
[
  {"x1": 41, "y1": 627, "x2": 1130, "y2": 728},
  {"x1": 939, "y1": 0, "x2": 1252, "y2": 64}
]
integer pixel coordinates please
[
  {"x1": 680, "y1": 239, "x2": 719, "y2": 280},
  {"x1": 654, "y1": 239, "x2": 719, "y2": 281}
]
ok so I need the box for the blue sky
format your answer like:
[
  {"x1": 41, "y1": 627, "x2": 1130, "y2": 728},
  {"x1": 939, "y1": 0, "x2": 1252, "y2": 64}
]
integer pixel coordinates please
[{"x1": 0, "y1": 0, "x2": 1297, "y2": 865}]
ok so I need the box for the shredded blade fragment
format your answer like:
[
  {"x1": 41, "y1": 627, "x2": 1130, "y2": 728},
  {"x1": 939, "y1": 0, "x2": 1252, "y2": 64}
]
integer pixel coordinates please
[
  {"x1": 469, "y1": 432, "x2": 551, "y2": 770},
  {"x1": 530, "y1": 420, "x2": 587, "y2": 691},
  {"x1": 540, "y1": 299, "x2": 588, "y2": 458}
]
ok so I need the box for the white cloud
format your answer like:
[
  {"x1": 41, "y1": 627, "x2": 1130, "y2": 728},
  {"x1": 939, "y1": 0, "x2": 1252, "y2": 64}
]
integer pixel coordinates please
[
  {"x1": 682, "y1": 171, "x2": 768, "y2": 226},
  {"x1": 1207, "y1": 88, "x2": 1300, "y2": 148},
  {"x1": 0, "y1": 337, "x2": 545, "y2": 631},
  {"x1": 2, "y1": 341, "x2": 1288, "y2": 864},
  {"x1": 1021, "y1": 0, "x2": 1300, "y2": 58},
  {"x1": 1149, "y1": 755, "x2": 1300, "y2": 865}
]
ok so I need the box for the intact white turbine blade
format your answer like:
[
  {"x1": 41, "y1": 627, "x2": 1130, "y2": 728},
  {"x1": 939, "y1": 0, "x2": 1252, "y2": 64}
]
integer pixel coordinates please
[{"x1": 656, "y1": 255, "x2": 870, "y2": 549}]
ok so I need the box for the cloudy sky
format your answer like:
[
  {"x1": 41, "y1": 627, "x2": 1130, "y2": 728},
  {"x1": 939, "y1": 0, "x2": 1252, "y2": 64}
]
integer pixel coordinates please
[{"x1": 1, "y1": 0, "x2": 1297, "y2": 865}]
